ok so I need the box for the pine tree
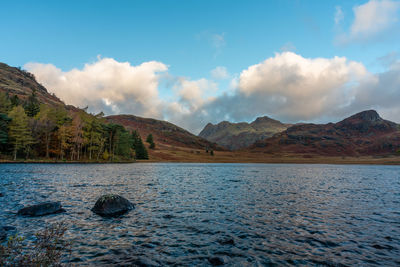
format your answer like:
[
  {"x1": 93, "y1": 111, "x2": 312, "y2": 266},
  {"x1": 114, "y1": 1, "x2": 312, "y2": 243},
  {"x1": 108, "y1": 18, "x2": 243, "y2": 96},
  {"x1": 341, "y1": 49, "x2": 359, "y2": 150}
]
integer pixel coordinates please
[
  {"x1": 146, "y1": 133, "x2": 155, "y2": 149},
  {"x1": 10, "y1": 95, "x2": 20, "y2": 107},
  {"x1": 24, "y1": 89, "x2": 40, "y2": 117},
  {"x1": 132, "y1": 130, "x2": 148, "y2": 159},
  {"x1": 0, "y1": 113, "x2": 11, "y2": 150},
  {"x1": 8, "y1": 106, "x2": 34, "y2": 160}
]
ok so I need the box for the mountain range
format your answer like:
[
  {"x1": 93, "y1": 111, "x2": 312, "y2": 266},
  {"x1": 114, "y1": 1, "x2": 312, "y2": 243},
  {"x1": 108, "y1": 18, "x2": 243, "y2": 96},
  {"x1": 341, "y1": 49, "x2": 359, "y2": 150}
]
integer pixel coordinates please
[
  {"x1": 199, "y1": 116, "x2": 290, "y2": 150},
  {"x1": 249, "y1": 110, "x2": 400, "y2": 156},
  {"x1": 1, "y1": 61, "x2": 400, "y2": 160}
]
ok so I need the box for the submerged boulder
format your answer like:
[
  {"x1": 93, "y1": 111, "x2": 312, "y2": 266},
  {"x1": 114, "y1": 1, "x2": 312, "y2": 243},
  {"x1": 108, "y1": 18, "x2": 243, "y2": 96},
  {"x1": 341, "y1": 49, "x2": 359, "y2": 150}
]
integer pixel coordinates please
[
  {"x1": 92, "y1": 194, "x2": 134, "y2": 217},
  {"x1": 17, "y1": 202, "x2": 66, "y2": 217}
]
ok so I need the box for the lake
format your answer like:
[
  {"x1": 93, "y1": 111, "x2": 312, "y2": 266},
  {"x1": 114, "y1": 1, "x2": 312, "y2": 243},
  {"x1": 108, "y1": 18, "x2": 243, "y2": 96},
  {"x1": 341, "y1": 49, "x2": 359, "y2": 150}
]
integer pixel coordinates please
[{"x1": 0, "y1": 163, "x2": 399, "y2": 266}]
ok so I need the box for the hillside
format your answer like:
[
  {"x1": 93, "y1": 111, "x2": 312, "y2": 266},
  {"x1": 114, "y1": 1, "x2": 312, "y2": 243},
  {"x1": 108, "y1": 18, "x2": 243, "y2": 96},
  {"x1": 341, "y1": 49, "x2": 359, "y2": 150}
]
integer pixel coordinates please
[
  {"x1": 250, "y1": 110, "x2": 400, "y2": 156},
  {"x1": 106, "y1": 115, "x2": 223, "y2": 151},
  {"x1": 0, "y1": 63, "x2": 69, "y2": 108},
  {"x1": 199, "y1": 116, "x2": 290, "y2": 150}
]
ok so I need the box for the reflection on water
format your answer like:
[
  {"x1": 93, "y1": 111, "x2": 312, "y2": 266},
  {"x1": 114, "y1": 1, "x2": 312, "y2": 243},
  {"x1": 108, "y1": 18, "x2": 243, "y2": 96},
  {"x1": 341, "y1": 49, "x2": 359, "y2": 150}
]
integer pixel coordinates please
[{"x1": 0, "y1": 163, "x2": 399, "y2": 266}]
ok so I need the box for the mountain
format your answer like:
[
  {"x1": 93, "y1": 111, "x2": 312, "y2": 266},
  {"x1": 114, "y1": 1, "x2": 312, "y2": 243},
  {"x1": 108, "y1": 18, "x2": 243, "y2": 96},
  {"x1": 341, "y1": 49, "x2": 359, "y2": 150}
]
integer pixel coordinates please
[
  {"x1": 250, "y1": 110, "x2": 400, "y2": 156},
  {"x1": 0, "y1": 63, "x2": 69, "y2": 108},
  {"x1": 106, "y1": 115, "x2": 223, "y2": 151},
  {"x1": 199, "y1": 116, "x2": 290, "y2": 150}
]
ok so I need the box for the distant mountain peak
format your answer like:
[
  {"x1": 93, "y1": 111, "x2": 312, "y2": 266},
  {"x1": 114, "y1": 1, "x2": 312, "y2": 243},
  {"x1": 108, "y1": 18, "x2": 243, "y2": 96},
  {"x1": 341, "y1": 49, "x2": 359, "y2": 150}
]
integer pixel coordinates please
[
  {"x1": 347, "y1": 110, "x2": 381, "y2": 122},
  {"x1": 199, "y1": 115, "x2": 289, "y2": 150},
  {"x1": 251, "y1": 115, "x2": 282, "y2": 125}
]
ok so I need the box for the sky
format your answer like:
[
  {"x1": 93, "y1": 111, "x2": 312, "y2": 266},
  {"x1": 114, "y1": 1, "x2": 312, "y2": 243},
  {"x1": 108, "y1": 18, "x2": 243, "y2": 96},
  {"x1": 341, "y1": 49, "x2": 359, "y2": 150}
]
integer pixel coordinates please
[{"x1": 1, "y1": 0, "x2": 400, "y2": 133}]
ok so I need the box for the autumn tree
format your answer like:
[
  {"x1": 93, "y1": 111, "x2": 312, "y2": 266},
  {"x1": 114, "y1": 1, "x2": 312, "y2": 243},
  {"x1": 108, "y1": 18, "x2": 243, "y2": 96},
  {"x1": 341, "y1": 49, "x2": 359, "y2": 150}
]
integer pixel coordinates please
[
  {"x1": 70, "y1": 113, "x2": 84, "y2": 160},
  {"x1": 34, "y1": 105, "x2": 57, "y2": 158},
  {"x1": 0, "y1": 92, "x2": 11, "y2": 114},
  {"x1": 57, "y1": 124, "x2": 73, "y2": 160},
  {"x1": 8, "y1": 106, "x2": 34, "y2": 160},
  {"x1": 81, "y1": 112, "x2": 105, "y2": 160}
]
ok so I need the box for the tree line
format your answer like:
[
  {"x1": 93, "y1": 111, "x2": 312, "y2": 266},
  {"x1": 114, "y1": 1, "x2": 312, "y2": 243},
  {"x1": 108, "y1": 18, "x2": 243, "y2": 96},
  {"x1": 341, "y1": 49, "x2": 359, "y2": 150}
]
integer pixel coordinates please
[{"x1": 0, "y1": 90, "x2": 154, "y2": 161}]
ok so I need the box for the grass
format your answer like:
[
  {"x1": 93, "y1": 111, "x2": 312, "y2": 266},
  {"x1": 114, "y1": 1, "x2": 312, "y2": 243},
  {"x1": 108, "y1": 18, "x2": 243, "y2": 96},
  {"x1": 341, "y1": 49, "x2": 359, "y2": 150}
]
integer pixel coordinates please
[{"x1": 143, "y1": 143, "x2": 400, "y2": 165}]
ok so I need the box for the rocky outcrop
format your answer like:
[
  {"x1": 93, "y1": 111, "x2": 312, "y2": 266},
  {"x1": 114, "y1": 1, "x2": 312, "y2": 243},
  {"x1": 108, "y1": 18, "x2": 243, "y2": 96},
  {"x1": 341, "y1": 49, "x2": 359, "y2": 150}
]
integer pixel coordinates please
[
  {"x1": 92, "y1": 194, "x2": 134, "y2": 217},
  {"x1": 17, "y1": 202, "x2": 66, "y2": 217}
]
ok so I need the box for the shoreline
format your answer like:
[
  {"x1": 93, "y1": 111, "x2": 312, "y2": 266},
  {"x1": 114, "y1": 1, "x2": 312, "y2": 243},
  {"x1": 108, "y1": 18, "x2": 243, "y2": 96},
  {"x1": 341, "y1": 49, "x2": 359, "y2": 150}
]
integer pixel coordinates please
[
  {"x1": 0, "y1": 160, "x2": 135, "y2": 164},
  {"x1": 1, "y1": 157, "x2": 400, "y2": 165}
]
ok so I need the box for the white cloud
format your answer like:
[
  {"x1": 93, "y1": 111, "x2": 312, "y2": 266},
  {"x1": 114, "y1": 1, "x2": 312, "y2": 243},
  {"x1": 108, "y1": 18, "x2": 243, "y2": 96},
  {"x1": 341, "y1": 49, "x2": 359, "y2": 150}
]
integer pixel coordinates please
[
  {"x1": 174, "y1": 78, "x2": 218, "y2": 110},
  {"x1": 236, "y1": 52, "x2": 368, "y2": 121},
  {"x1": 211, "y1": 66, "x2": 229, "y2": 80},
  {"x1": 25, "y1": 57, "x2": 168, "y2": 118},
  {"x1": 334, "y1": 6, "x2": 344, "y2": 25},
  {"x1": 338, "y1": 0, "x2": 400, "y2": 43},
  {"x1": 352, "y1": 0, "x2": 399, "y2": 35}
]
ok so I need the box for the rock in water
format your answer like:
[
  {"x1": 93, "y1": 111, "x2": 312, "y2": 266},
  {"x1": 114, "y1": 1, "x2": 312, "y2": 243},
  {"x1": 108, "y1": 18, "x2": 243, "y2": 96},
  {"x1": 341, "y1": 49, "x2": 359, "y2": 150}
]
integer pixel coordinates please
[
  {"x1": 17, "y1": 202, "x2": 66, "y2": 217},
  {"x1": 92, "y1": 194, "x2": 134, "y2": 217}
]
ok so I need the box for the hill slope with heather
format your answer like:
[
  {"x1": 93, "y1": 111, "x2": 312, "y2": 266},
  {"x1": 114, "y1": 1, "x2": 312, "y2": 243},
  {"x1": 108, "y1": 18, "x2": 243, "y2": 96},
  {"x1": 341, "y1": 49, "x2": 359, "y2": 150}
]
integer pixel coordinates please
[
  {"x1": 199, "y1": 116, "x2": 290, "y2": 150},
  {"x1": 106, "y1": 114, "x2": 223, "y2": 151},
  {"x1": 250, "y1": 110, "x2": 400, "y2": 156},
  {"x1": 0, "y1": 63, "x2": 70, "y2": 108}
]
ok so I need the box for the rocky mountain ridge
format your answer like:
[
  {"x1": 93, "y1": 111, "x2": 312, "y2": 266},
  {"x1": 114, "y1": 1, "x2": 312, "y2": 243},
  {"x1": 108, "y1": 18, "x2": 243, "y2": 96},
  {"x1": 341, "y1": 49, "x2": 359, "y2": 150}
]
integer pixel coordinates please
[
  {"x1": 199, "y1": 116, "x2": 290, "y2": 150},
  {"x1": 250, "y1": 110, "x2": 400, "y2": 156}
]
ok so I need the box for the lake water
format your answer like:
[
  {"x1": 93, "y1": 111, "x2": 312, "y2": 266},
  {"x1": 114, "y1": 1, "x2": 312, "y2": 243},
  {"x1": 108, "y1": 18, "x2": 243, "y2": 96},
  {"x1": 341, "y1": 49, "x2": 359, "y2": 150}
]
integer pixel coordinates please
[{"x1": 0, "y1": 163, "x2": 399, "y2": 266}]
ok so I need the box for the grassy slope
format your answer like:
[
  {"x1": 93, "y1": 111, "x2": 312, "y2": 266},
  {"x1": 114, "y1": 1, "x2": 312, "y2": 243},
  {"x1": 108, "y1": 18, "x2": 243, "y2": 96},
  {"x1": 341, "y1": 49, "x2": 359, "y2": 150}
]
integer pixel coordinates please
[{"x1": 145, "y1": 143, "x2": 400, "y2": 165}]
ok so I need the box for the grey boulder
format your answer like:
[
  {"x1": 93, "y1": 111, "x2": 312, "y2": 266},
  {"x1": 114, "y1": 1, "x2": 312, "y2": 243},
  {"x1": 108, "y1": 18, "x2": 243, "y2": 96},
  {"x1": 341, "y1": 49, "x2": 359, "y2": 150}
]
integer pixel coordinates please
[
  {"x1": 92, "y1": 194, "x2": 134, "y2": 217},
  {"x1": 17, "y1": 202, "x2": 66, "y2": 217}
]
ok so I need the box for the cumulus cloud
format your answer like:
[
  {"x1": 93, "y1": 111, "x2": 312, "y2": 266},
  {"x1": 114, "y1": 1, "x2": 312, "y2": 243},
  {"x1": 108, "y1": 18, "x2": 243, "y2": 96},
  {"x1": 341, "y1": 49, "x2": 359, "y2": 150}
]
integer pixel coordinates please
[
  {"x1": 174, "y1": 78, "x2": 218, "y2": 111},
  {"x1": 236, "y1": 52, "x2": 368, "y2": 120},
  {"x1": 25, "y1": 53, "x2": 400, "y2": 134},
  {"x1": 338, "y1": 0, "x2": 400, "y2": 43},
  {"x1": 211, "y1": 66, "x2": 229, "y2": 80},
  {"x1": 25, "y1": 57, "x2": 168, "y2": 118}
]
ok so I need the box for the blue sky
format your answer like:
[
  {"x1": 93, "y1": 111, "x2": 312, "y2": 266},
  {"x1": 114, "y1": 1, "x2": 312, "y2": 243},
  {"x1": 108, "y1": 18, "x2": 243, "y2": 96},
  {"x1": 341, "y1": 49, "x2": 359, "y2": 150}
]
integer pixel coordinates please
[{"x1": 1, "y1": 0, "x2": 400, "y2": 133}]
